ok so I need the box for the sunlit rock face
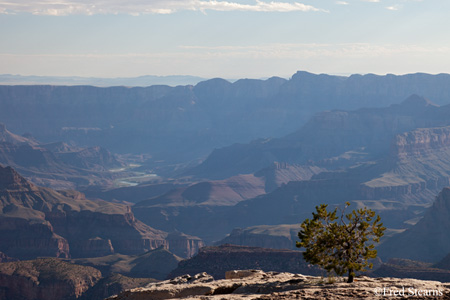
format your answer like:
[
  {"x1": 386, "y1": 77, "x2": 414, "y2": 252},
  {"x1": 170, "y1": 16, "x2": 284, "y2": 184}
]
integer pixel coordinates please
[{"x1": 108, "y1": 269, "x2": 450, "y2": 300}]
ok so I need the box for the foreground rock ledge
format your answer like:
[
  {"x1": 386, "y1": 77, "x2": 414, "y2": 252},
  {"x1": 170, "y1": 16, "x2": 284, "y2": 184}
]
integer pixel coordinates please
[{"x1": 108, "y1": 270, "x2": 450, "y2": 300}]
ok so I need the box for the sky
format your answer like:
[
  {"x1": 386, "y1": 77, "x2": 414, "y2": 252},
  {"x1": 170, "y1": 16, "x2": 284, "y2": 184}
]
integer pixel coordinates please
[{"x1": 1, "y1": 0, "x2": 450, "y2": 79}]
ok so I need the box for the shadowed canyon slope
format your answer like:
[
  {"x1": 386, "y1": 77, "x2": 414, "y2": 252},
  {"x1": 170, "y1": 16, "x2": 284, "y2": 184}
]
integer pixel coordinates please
[
  {"x1": 0, "y1": 258, "x2": 102, "y2": 300},
  {"x1": 69, "y1": 247, "x2": 183, "y2": 280},
  {"x1": 0, "y1": 257, "x2": 161, "y2": 300},
  {"x1": 379, "y1": 188, "x2": 450, "y2": 263}
]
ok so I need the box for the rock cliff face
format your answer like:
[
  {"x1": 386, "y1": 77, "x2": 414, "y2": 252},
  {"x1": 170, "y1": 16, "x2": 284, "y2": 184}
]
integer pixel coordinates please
[
  {"x1": 254, "y1": 162, "x2": 323, "y2": 193},
  {"x1": 0, "y1": 165, "x2": 201, "y2": 259},
  {"x1": 0, "y1": 217, "x2": 71, "y2": 259},
  {"x1": 351, "y1": 125, "x2": 450, "y2": 206},
  {"x1": 216, "y1": 225, "x2": 299, "y2": 250},
  {"x1": 70, "y1": 247, "x2": 184, "y2": 280},
  {"x1": 392, "y1": 126, "x2": 450, "y2": 158},
  {"x1": 379, "y1": 188, "x2": 450, "y2": 263},
  {"x1": 166, "y1": 232, "x2": 205, "y2": 259},
  {"x1": 43, "y1": 208, "x2": 169, "y2": 257},
  {"x1": 0, "y1": 256, "x2": 165, "y2": 300},
  {"x1": 0, "y1": 258, "x2": 102, "y2": 300}
]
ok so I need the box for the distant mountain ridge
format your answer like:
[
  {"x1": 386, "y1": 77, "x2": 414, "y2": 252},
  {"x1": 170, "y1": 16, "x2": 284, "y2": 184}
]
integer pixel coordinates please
[
  {"x1": 3, "y1": 72, "x2": 450, "y2": 164},
  {"x1": 0, "y1": 74, "x2": 207, "y2": 87}
]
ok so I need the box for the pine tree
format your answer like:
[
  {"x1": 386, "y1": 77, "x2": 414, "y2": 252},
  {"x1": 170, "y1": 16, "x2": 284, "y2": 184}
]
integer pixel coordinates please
[{"x1": 297, "y1": 202, "x2": 385, "y2": 283}]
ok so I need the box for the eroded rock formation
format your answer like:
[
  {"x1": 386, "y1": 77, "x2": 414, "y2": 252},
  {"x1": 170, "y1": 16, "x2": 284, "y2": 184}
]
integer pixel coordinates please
[
  {"x1": 0, "y1": 258, "x2": 102, "y2": 300},
  {"x1": 108, "y1": 270, "x2": 450, "y2": 300},
  {"x1": 0, "y1": 165, "x2": 202, "y2": 259}
]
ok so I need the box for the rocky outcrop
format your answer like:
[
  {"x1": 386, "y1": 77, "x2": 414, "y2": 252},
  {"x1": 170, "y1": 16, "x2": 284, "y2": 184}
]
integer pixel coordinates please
[
  {"x1": 371, "y1": 263, "x2": 450, "y2": 283},
  {"x1": 168, "y1": 244, "x2": 323, "y2": 280},
  {"x1": 166, "y1": 232, "x2": 205, "y2": 258},
  {"x1": 379, "y1": 188, "x2": 450, "y2": 263},
  {"x1": 254, "y1": 162, "x2": 323, "y2": 193},
  {"x1": 392, "y1": 126, "x2": 450, "y2": 158},
  {"x1": 0, "y1": 251, "x2": 17, "y2": 262},
  {"x1": 0, "y1": 258, "x2": 102, "y2": 300},
  {"x1": 216, "y1": 225, "x2": 299, "y2": 250},
  {"x1": 79, "y1": 274, "x2": 157, "y2": 300},
  {"x1": 0, "y1": 122, "x2": 37, "y2": 146},
  {"x1": 43, "y1": 143, "x2": 123, "y2": 171},
  {"x1": 43, "y1": 208, "x2": 169, "y2": 257},
  {"x1": 108, "y1": 270, "x2": 450, "y2": 300},
  {"x1": 0, "y1": 165, "x2": 36, "y2": 191},
  {"x1": 69, "y1": 237, "x2": 115, "y2": 258},
  {"x1": 0, "y1": 165, "x2": 199, "y2": 259},
  {"x1": 0, "y1": 256, "x2": 167, "y2": 300},
  {"x1": 0, "y1": 217, "x2": 70, "y2": 259},
  {"x1": 71, "y1": 247, "x2": 184, "y2": 281}
]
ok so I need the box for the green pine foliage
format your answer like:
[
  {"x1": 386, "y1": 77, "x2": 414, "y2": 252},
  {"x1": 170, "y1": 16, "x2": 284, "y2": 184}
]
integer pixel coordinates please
[{"x1": 297, "y1": 202, "x2": 385, "y2": 283}]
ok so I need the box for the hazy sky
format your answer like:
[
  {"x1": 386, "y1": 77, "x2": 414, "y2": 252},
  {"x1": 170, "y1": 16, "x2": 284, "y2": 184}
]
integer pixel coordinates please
[{"x1": 1, "y1": 0, "x2": 450, "y2": 78}]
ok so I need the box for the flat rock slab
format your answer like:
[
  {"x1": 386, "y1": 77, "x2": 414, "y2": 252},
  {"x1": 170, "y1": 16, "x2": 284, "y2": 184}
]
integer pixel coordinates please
[{"x1": 108, "y1": 270, "x2": 450, "y2": 300}]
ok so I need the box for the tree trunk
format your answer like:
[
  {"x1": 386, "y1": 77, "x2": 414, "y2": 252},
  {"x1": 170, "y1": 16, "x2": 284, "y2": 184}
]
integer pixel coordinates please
[{"x1": 347, "y1": 269, "x2": 354, "y2": 283}]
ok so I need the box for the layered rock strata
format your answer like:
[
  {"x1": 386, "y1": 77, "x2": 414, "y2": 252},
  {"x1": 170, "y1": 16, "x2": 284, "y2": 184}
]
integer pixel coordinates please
[
  {"x1": 0, "y1": 258, "x2": 102, "y2": 300},
  {"x1": 0, "y1": 165, "x2": 201, "y2": 259}
]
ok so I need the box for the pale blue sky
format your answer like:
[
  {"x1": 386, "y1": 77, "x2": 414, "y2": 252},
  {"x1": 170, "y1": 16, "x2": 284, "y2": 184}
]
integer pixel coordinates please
[{"x1": 1, "y1": 0, "x2": 449, "y2": 78}]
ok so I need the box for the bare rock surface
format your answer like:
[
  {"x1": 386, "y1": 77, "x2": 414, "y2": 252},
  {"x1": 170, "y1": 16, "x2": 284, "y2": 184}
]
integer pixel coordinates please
[
  {"x1": 0, "y1": 258, "x2": 102, "y2": 300},
  {"x1": 167, "y1": 245, "x2": 323, "y2": 280},
  {"x1": 108, "y1": 270, "x2": 450, "y2": 300}
]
